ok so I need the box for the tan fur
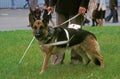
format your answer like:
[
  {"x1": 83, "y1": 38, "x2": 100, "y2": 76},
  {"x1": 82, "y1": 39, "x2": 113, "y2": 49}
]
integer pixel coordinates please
[
  {"x1": 79, "y1": 35, "x2": 104, "y2": 67},
  {"x1": 31, "y1": 20, "x2": 104, "y2": 74}
]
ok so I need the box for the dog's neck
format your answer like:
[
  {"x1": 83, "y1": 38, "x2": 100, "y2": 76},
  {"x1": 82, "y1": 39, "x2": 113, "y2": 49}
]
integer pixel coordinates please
[
  {"x1": 44, "y1": 27, "x2": 55, "y2": 44},
  {"x1": 48, "y1": 27, "x2": 55, "y2": 37},
  {"x1": 40, "y1": 27, "x2": 72, "y2": 47}
]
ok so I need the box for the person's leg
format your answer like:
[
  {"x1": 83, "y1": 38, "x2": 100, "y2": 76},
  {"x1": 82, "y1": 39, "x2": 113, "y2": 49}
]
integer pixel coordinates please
[
  {"x1": 96, "y1": 19, "x2": 101, "y2": 26},
  {"x1": 51, "y1": 53, "x2": 65, "y2": 65},
  {"x1": 49, "y1": 14, "x2": 55, "y2": 26},
  {"x1": 70, "y1": 49, "x2": 83, "y2": 64},
  {"x1": 56, "y1": 13, "x2": 69, "y2": 27},
  {"x1": 115, "y1": 10, "x2": 119, "y2": 22},
  {"x1": 96, "y1": 10, "x2": 103, "y2": 26},
  {"x1": 99, "y1": 19, "x2": 103, "y2": 26},
  {"x1": 70, "y1": 14, "x2": 84, "y2": 26},
  {"x1": 29, "y1": 13, "x2": 34, "y2": 26},
  {"x1": 99, "y1": 10, "x2": 105, "y2": 26},
  {"x1": 92, "y1": 18, "x2": 95, "y2": 26},
  {"x1": 105, "y1": 9, "x2": 113, "y2": 22},
  {"x1": 23, "y1": 3, "x2": 27, "y2": 8},
  {"x1": 51, "y1": 12, "x2": 69, "y2": 65},
  {"x1": 42, "y1": 10, "x2": 49, "y2": 24},
  {"x1": 69, "y1": 14, "x2": 84, "y2": 64},
  {"x1": 50, "y1": 19, "x2": 55, "y2": 26},
  {"x1": 82, "y1": 18, "x2": 90, "y2": 25},
  {"x1": 112, "y1": 9, "x2": 118, "y2": 23},
  {"x1": 95, "y1": 19, "x2": 98, "y2": 26}
]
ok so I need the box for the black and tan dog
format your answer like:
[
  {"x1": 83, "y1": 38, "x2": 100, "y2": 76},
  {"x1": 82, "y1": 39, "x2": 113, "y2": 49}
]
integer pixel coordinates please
[{"x1": 31, "y1": 19, "x2": 104, "y2": 74}]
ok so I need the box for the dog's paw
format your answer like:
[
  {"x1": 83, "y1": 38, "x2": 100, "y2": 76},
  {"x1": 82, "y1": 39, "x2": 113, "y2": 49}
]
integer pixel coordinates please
[
  {"x1": 39, "y1": 70, "x2": 45, "y2": 75},
  {"x1": 100, "y1": 64, "x2": 104, "y2": 68}
]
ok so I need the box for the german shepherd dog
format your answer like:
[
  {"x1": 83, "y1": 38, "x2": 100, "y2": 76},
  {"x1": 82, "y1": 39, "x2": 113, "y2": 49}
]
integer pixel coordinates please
[
  {"x1": 30, "y1": 18, "x2": 104, "y2": 74},
  {"x1": 29, "y1": 9, "x2": 104, "y2": 74}
]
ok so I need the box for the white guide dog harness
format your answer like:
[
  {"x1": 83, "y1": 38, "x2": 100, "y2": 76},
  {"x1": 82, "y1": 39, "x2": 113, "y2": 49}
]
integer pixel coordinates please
[{"x1": 40, "y1": 29, "x2": 71, "y2": 47}]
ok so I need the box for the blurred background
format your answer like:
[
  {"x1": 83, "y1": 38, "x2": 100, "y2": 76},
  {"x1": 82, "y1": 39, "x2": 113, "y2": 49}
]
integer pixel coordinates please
[
  {"x1": 0, "y1": 0, "x2": 119, "y2": 31},
  {"x1": 0, "y1": 0, "x2": 120, "y2": 9},
  {"x1": 0, "y1": 0, "x2": 44, "y2": 9}
]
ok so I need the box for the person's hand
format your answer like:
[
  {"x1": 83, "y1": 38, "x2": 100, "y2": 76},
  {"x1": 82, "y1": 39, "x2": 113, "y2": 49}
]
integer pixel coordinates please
[
  {"x1": 98, "y1": 7, "x2": 101, "y2": 11},
  {"x1": 78, "y1": 7, "x2": 86, "y2": 15},
  {"x1": 114, "y1": 7, "x2": 117, "y2": 10},
  {"x1": 47, "y1": 6, "x2": 54, "y2": 13},
  {"x1": 42, "y1": 5, "x2": 47, "y2": 10}
]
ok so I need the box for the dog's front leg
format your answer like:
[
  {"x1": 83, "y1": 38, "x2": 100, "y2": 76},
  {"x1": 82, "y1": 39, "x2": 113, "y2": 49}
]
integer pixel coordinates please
[{"x1": 40, "y1": 52, "x2": 51, "y2": 74}]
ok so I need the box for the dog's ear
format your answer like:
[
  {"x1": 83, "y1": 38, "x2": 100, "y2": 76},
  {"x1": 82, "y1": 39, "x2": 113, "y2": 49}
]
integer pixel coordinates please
[
  {"x1": 42, "y1": 19, "x2": 48, "y2": 27},
  {"x1": 29, "y1": 8, "x2": 34, "y2": 14}
]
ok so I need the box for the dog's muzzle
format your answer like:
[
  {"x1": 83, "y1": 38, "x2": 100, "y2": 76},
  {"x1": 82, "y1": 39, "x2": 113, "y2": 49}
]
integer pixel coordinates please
[
  {"x1": 34, "y1": 29, "x2": 43, "y2": 40},
  {"x1": 35, "y1": 34, "x2": 41, "y2": 39},
  {"x1": 35, "y1": 32, "x2": 47, "y2": 41}
]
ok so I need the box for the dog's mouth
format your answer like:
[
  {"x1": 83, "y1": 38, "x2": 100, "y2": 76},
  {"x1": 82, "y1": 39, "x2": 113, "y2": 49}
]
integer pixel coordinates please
[
  {"x1": 35, "y1": 34, "x2": 41, "y2": 40},
  {"x1": 35, "y1": 33, "x2": 48, "y2": 41}
]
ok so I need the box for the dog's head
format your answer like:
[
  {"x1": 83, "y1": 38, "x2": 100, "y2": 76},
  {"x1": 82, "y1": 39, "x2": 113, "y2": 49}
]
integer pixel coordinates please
[{"x1": 32, "y1": 19, "x2": 49, "y2": 41}]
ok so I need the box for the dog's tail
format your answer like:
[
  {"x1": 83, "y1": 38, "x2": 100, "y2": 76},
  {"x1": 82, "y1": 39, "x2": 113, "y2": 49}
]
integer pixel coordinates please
[{"x1": 92, "y1": 41, "x2": 104, "y2": 67}]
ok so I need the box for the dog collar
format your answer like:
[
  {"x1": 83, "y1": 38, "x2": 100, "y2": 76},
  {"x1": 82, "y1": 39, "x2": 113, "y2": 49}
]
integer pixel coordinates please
[
  {"x1": 46, "y1": 27, "x2": 55, "y2": 41},
  {"x1": 49, "y1": 27, "x2": 55, "y2": 36}
]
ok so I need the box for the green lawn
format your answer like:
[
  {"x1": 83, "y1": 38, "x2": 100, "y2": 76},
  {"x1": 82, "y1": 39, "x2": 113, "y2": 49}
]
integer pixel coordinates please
[{"x1": 0, "y1": 26, "x2": 120, "y2": 79}]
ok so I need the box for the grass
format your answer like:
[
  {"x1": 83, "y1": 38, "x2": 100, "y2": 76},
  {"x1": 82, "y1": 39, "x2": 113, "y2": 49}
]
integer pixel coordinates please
[{"x1": 0, "y1": 26, "x2": 120, "y2": 79}]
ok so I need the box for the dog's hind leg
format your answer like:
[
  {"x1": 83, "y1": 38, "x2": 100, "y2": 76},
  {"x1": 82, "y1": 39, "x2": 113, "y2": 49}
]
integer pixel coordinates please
[
  {"x1": 40, "y1": 52, "x2": 51, "y2": 74},
  {"x1": 88, "y1": 50, "x2": 104, "y2": 67},
  {"x1": 90, "y1": 40, "x2": 104, "y2": 67},
  {"x1": 81, "y1": 35, "x2": 104, "y2": 67}
]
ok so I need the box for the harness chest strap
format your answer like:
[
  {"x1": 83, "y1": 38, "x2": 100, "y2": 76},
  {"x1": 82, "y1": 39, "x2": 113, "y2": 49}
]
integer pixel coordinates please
[
  {"x1": 40, "y1": 29, "x2": 70, "y2": 47},
  {"x1": 63, "y1": 29, "x2": 70, "y2": 47}
]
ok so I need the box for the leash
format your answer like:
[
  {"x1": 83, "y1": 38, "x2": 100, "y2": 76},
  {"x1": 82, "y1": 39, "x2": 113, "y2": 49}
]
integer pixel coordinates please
[
  {"x1": 47, "y1": 11, "x2": 81, "y2": 27},
  {"x1": 19, "y1": 37, "x2": 35, "y2": 64},
  {"x1": 56, "y1": 13, "x2": 81, "y2": 27}
]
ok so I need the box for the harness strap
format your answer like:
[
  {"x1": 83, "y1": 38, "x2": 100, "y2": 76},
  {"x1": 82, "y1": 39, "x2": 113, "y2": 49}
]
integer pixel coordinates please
[
  {"x1": 40, "y1": 40, "x2": 69, "y2": 47},
  {"x1": 56, "y1": 14, "x2": 80, "y2": 27},
  {"x1": 63, "y1": 29, "x2": 70, "y2": 47},
  {"x1": 40, "y1": 29, "x2": 71, "y2": 47}
]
